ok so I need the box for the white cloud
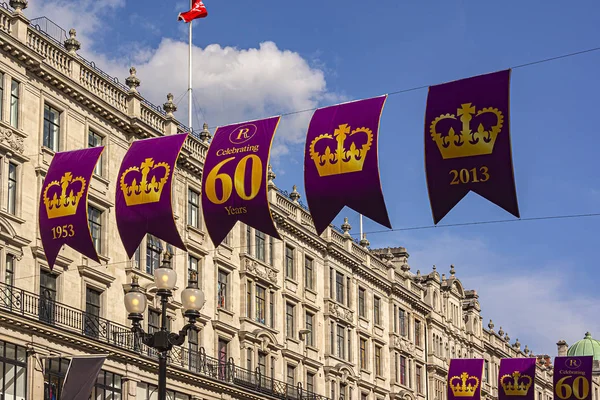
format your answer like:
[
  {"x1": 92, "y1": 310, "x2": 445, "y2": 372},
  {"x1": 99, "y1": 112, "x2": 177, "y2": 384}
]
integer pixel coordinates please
[
  {"x1": 401, "y1": 233, "x2": 600, "y2": 357},
  {"x1": 24, "y1": 0, "x2": 340, "y2": 162}
]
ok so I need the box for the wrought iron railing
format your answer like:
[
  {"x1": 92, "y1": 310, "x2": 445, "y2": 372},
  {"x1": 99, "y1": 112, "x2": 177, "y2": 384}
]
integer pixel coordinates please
[{"x1": 0, "y1": 282, "x2": 329, "y2": 400}]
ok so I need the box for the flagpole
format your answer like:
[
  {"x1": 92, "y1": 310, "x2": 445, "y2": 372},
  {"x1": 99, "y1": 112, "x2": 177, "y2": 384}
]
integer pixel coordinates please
[
  {"x1": 188, "y1": 0, "x2": 193, "y2": 133},
  {"x1": 360, "y1": 214, "x2": 363, "y2": 239}
]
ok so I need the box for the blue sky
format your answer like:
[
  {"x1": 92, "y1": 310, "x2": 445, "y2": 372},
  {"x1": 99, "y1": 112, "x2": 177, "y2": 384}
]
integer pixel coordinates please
[{"x1": 26, "y1": 0, "x2": 600, "y2": 356}]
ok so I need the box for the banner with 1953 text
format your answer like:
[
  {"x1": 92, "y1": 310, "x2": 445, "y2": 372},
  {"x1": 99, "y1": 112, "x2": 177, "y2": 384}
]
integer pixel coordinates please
[
  {"x1": 424, "y1": 69, "x2": 519, "y2": 224},
  {"x1": 553, "y1": 356, "x2": 592, "y2": 400},
  {"x1": 115, "y1": 134, "x2": 187, "y2": 258},
  {"x1": 202, "y1": 117, "x2": 281, "y2": 247},
  {"x1": 39, "y1": 147, "x2": 103, "y2": 270},
  {"x1": 498, "y1": 358, "x2": 536, "y2": 400}
]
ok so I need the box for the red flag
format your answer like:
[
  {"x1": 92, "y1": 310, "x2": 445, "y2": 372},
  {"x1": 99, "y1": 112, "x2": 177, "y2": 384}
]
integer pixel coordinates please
[{"x1": 178, "y1": 0, "x2": 208, "y2": 23}]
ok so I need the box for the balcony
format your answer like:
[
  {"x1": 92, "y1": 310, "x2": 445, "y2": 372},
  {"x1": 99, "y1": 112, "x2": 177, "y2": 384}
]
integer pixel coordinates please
[{"x1": 0, "y1": 281, "x2": 330, "y2": 400}]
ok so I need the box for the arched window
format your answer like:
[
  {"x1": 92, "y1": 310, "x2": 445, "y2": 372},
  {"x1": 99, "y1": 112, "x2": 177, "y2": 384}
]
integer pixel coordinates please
[{"x1": 433, "y1": 291, "x2": 439, "y2": 311}]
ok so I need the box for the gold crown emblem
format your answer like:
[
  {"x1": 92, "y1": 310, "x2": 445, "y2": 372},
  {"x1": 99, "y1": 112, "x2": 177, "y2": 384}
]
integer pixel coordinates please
[
  {"x1": 119, "y1": 158, "x2": 170, "y2": 206},
  {"x1": 450, "y1": 372, "x2": 480, "y2": 397},
  {"x1": 43, "y1": 172, "x2": 86, "y2": 219},
  {"x1": 430, "y1": 103, "x2": 504, "y2": 159},
  {"x1": 309, "y1": 123, "x2": 373, "y2": 177},
  {"x1": 500, "y1": 371, "x2": 532, "y2": 396}
]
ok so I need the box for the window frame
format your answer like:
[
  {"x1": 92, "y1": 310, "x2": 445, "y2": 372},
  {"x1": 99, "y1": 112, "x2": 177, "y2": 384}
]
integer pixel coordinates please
[
  {"x1": 304, "y1": 255, "x2": 314, "y2": 290},
  {"x1": 87, "y1": 205, "x2": 103, "y2": 254},
  {"x1": 285, "y1": 302, "x2": 295, "y2": 338},
  {"x1": 7, "y1": 161, "x2": 17, "y2": 215},
  {"x1": 373, "y1": 296, "x2": 381, "y2": 325},
  {"x1": 285, "y1": 245, "x2": 295, "y2": 279},
  {"x1": 43, "y1": 102, "x2": 61, "y2": 151},
  {"x1": 9, "y1": 78, "x2": 18, "y2": 129},
  {"x1": 187, "y1": 188, "x2": 200, "y2": 228},
  {"x1": 87, "y1": 129, "x2": 104, "y2": 176}
]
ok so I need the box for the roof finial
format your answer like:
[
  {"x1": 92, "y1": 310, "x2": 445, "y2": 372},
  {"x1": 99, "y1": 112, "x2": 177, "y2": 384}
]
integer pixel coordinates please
[
  {"x1": 498, "y1": 326, "x2": 504, "y2": 337},
  {"x1": 488, "y1": 319, "x2": 494, "y2": 332},
  {"x1": 359, "y1": 233, "x2": 370, "y2": 248},
  {"x1": 290, "y1": 185, "x2": 300, "y2": 203},
  {"x1": 267, "y1": 164, "x2": 276, "y2": 188},
  {"x1": 125, "y1": 67, "x2": 141, "y2": 94},
  {"x1": 163, "y1": 93, "x2": 177, "y2": 117},
  {"x1": 585, "y1": 332, "x2": 592, "y2": 339},
  {"x1": 450, "y1": 264, "x2": 456, "y2": 276},
  {"x1": 199, "y1": 122, "x2": 211, "y2": 143},
  {"x1": 341, "y1": 217, "x2": 352, "y2": 236},
  {"x1": 9, "y1": 0, "x2": 27, "y2": 13},
  {"x1": 64, "y1": 28, "x2": 81, "y2": 55},
  {"x1": 513, "y1": 338, "x2": 521, "y2": 350}
]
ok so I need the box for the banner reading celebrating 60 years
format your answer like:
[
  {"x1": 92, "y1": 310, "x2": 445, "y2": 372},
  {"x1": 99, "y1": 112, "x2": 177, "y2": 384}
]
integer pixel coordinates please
[
  {"x1": 498, "y1": 358, "x2": 536, "y2": 400},
  {"x1": 447, "y1": 358, "x2": 484, "y2": 400},
  {"x1": 116, "y1": 134, "x2": 187, "y2": 258},
  {"x1": 304, "y1": 96, "x2": 391, "y2": 235},
  {"x1": 202, "y1": 117, "x2": 281, "y2": 247},
  {"x1": 39, "y1": 147, "x2": 104, "y2": 270},
  {"x1": 425, "y1": 70, "x2": 520, "y2": 224},
  {"x1": 553, "y1": 356, "x2": 592, "y2": 400}
]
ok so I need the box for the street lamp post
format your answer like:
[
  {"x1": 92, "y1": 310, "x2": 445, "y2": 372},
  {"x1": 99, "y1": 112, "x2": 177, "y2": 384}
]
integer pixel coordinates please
[{"x1": 124, "y1": 252, "x2": 205, "y2": 400}]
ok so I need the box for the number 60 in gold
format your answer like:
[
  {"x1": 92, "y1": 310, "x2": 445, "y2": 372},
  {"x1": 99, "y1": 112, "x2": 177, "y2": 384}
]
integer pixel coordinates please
[
  {"x1": 205, "y1": 155, "x2": 263, "y2": 205},
  {"x1": 555, "y1": 376, "x2": 589, "y2": 400}
]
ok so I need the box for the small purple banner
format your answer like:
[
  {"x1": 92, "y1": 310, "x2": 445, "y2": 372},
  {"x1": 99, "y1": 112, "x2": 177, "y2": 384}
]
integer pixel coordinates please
[
  {"x1": 39, "y1": 148, "x2": 103, "y2": 270},
  {"x1": 447, "y1": 358, "x2": 484, "y2": 400},
  {"x1": 498, "y1": 358, "x2": 536, "y2": 400},
  {"x1": 425, "y1": 70, "x2": 519, "y2": 224},
  {"x1": 553, "y1": 356, "x2": 593, "y2": 400},
  {"x1": 304, "y1": 96, "x2": 391, "y2": 235},
  {"x1": 202, "y1": 117, "x2": 281, "y2": 247},
  {"x1": 116, "y1": 134, "x2": 187, "y2": 258}
]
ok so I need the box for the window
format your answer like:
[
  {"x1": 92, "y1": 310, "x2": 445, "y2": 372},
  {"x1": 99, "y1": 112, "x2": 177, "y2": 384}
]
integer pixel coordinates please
[
  {"x1": 246, "y1": 225, "x2": 251, "y2": 254},
  {"x1": 400, "y1": 355, "x2": 407, "y2": 385},
  {"x1": 146, "y1": 235, "x2": 162, "y2": 274},
  {"x1": 415, "y1": 320, "x2": 422, "y2": 347},
  {"x1": 394, "y1": 305, "x2": 398, "y2": 332},
  {"x1": 399, "y1": 308, "x2": 407, "y2": 336},
  {"x1": 358, "y1": 287, "x2": 366, "y2": 318},
  {"x1": 136, "y1": 382, "x2": 189, "y2": 400},
  {"x1": 218, "y1": 339, "x2": 228, "y2": 377},
  {"x1": 361, "y1": 394, "x2": 368, "y2": 400},
  {"x1": 484, "y1": 359, "x2": 489, "y2": 382},
  {"x1": 188, "y1": 329, "x2": 198, "y2": 370},
  {"x1": 43, "y1": 103, "x2": 60, "y2": 151},
  {"x1": 256, "y1": 285, "x2": 266, "y2": 324},
  {"x1": 9, "y1": 79, "x2": 18, "y2": 128},
  {"x1": 0, "y1": 72, "x2": 3, "y2": 118},
  {"x1": 87, "y1": 206, "x2": 102, "y2": 253},
  {"x1": 306, "y1": 372, "x2": 315, "y2": 394},
  {"x1": 335, "y1": 272, "x2": 344, "y2": 303},
  {"x1": 258, "y1": 353, "x2": 267, "y2": 385},
  {"x1": 255, "y1": 230, "x2": 265, "y2": 261},
  {"x1": 285, "y1": 245, "x2": 294, "y2": 278},
  {"x1": 286, "y1": 302, "x2": 295, "y2": 338},
  {"x1": 217, "y1": 270, "x2": 228, "y2": 309},
  {"x1": 269, "y1": 291, "x2": 275, "y2": 328},
  {"x1": 246, "y1": 280, "x2": 252, "y2": 317},
  {"x1": 416, "y1": 365, "x2": 423, "y2": 393},
  {"x1": 359, "y1": 338, "x2": 367, "y2": 369},
  {"x1": 84, "y1": 287, "x2": 101, "y2": 338},
  {"x1": 304, "y1": 256, "x2": 313, "y2": 290},
  {"x1": 375, "y1": 345, "x2": 382, "y2": 376},
  {"x1": 374, "y1": 296, "x2": 381, "y2": 325},
  {"x1": 305, "y1": 312, "x2": 314, "y2": 346},
  {"x1": 91, "y1": 370, "x2": 123, "y2": 399},
  {"x1": 148, "y1": 309, "x2": 160, "y2": 335},
  {"x1": 188, "y1": 255, "x2": 199, "y2": 278},
  {"x1": 286, "y1": 364, "x2": 295, "y2": 387},
  {"x1": 1, "y1": 340, "x2": 27, "y2": 399},
  {"x1": 7, "y1": 162, "x2": 16, "y2": 215},
  {"x1": 39, "y1": 270, "x2": 57, "y2": 323},
  {"x1": 222, "y1": 231, "x2": 231, "y2": 246},
  {"x1": 5, "y1": 254, "x2": 14, "y2": 286},
  {"x1": 88, "y1": 130, "x2": 103, "y2": 176},
  {"x1": 269, "y1": 236, "x2": 274, "y2": 265},
  {"x1": 188, "y1": 188, "x2": 200, "y2": 228},
  {"x1": 337, "y1": 325, "x2": 346, "y2": 359},
  {"x1": 133, "y1": 246, "x2": 141, "y2": 269}
]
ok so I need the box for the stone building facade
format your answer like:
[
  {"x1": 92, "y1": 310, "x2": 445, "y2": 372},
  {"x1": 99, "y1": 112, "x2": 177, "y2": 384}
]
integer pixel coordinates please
[{"x1": 0, "y1": 2, "x2": 596, "y2": 400}]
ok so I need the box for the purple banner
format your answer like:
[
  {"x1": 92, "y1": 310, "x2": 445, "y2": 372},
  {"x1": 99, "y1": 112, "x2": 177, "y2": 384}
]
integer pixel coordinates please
[
  {"x1": 39, "y1": 148, "x2": 103, "y2": 270},
  {"x1": 553, "y1": 356, "x2": 593, "y2": 400},
  {"x1": 448, "y1": 358, "x2": 484, "y2": 400},
  {"x1": 425, "y1": 70, "x2": 519, "y2": 224},
  {"x1": 202, "y1": 117, "x2": 281, "y2": 247},
  {"x1": 304, "y1": 96, "x2": 391, "y2": 235},
  {"x1": 116, "y1": 134, "x2": 187, "y2": 258},
  {"x1": 499, "y1": 358, "x2": 536, "y2": 400}
]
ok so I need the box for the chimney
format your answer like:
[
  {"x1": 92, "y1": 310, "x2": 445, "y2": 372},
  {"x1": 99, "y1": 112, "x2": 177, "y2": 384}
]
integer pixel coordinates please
[{"x1": 557, "y1": 340, "x2": 568, "y2": 357}]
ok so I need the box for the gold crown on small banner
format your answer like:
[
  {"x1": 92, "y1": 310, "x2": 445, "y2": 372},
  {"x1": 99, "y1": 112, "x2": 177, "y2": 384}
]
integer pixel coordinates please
[
  {"x1": 119, "y1": 158, "x2": 170, "y2": 206},
  {"x1": 43, "y1": 172, "x2": 86, "y2": 219},
  {"x1": 500, "y1": 371, "x2": 533, "y2": 396},
  {"x1": 450, "y1": 372, "x2": 480, "y2": 397},
  {"x1": 430, "y1": 103, "x2": 504, "y2": 159},
  {"x1": 309, "y1": 123, "x2": 373, "y2": 177}
]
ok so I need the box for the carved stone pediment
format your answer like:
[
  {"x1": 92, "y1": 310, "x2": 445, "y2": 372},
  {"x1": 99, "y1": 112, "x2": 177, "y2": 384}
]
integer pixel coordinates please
[
  {"x1": 0, "y1": 126, "x2": 24, "y2": 154},
  {"x1": 394, "y1": 336, "x2": 415, "y2": 354},
  {"x1": 327, "y1": 301, "x2": 354, "y2": 324},
  {"x1": 243, "y1": 258, "x2": 277, "y2": 284}
]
